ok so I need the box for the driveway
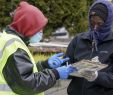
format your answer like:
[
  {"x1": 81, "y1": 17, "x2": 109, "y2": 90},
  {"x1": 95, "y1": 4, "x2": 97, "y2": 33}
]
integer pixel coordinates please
[{"x1": 45, "y1": 80, "x2": 71, "y2": 95}]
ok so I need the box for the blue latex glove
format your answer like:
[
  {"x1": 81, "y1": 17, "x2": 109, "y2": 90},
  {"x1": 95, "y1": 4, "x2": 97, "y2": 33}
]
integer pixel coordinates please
[
  {"x1": 56, "y1": 65, "x2": 77, "y2": 79},
  {"x1": 48, "y1": 53, "x2": 69, "y2": 69}
]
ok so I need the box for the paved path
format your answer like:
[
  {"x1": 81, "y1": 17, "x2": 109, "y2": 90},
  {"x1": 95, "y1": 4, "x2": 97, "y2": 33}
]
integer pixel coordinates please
[{"x1": 45, "y1": 80, "x2": 71, "y2": 95}]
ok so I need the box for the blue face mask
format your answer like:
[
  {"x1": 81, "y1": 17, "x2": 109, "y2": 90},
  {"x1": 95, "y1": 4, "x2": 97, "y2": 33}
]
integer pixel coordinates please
[{"x1": 29, "y1": 31, "x2": 43, "y2": 43}]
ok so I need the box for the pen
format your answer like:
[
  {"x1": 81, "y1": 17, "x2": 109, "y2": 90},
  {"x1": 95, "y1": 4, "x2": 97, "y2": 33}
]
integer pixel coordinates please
[{"x1": 66, "y1": 61, "x2": 68, "y2": 66}]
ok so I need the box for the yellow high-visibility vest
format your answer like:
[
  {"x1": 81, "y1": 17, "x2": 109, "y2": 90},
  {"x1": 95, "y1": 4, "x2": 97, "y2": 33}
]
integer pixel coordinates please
[{"x1": 0, "y1": 32, "x2": 44, "y2": 95}]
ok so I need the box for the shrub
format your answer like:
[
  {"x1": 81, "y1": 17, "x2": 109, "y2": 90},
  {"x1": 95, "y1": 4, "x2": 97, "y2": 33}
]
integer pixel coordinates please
[{"x1": 0, "y1": 0, "x2": 94, "y2": 36}]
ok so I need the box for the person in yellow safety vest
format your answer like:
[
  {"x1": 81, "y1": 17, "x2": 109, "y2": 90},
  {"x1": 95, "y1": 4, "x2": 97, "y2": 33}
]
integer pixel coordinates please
[{"x1": 0, "y1": 1, "x2": 76, "y2": 95}]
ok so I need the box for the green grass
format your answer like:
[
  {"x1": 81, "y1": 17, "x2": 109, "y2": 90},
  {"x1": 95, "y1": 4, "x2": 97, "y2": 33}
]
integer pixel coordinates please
[{"x1": 33, "y1": 53, "x2": 56, "y2": 62}]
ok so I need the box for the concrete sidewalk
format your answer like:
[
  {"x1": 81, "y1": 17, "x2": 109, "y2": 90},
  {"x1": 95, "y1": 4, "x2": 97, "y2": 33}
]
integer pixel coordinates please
[{"x1": 45, "y1": 80, "x2": 71, "y2": 95}]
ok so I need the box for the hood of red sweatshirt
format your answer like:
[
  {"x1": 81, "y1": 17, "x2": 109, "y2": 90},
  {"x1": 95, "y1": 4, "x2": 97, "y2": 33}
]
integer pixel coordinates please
[{"x1": 10, "y1": 1, "x2": 48, "y2": 37}]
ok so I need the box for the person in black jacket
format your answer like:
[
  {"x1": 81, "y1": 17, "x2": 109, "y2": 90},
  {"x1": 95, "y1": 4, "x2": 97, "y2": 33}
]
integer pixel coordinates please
[
  {"x1": 65, "y1": 0, "x2": 113, "y2": 95},
  {"x1": 0, "y1": 1, "x2": 76, "y2": 95}
]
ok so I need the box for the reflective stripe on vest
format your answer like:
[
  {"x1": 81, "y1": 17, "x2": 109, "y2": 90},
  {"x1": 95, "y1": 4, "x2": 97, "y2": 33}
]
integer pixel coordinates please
[
  {"x1": 0, "y1": 38, "x2": 22, "y2": 58},
  {"x1": 0, "y1": 32, "x2": 44, "y2": 95},
  {"x1": 0, "y1": 84, "x2": 11, "y2": 91}
]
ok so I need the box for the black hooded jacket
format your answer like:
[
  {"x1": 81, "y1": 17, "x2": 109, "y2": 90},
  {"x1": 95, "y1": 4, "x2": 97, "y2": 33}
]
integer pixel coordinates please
[{"x1": 65, "y1": 0, "x2": 113, "y2": 95}]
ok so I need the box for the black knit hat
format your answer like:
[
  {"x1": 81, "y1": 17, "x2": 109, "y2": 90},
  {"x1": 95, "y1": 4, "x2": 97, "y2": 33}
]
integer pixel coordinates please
[{"x1": 90, "y1": 3, "x2": 108, "y2": 22}]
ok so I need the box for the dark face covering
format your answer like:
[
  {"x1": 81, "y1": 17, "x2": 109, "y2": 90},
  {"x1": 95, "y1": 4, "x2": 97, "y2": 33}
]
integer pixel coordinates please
[
  {"x1": 89, "y1": 3, "x2": 109, "y2": 43},
  {"x1": 90, "y1": 15, "x2": 105, "y2": 42}
]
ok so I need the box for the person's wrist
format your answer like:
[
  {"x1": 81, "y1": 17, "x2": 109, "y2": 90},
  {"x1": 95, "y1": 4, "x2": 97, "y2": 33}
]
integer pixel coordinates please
[
  {"x1": 52, "y1": 69, "x2": 60, "y2": 80},
  {"x1": 41, "y1": 60, "x2": 51, "y2": 69}
]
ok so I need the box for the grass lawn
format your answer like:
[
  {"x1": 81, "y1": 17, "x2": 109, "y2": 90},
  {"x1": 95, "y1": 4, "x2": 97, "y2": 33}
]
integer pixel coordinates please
[{"x1": 33, "y1": 53, "x2": 55, "y2": 62}]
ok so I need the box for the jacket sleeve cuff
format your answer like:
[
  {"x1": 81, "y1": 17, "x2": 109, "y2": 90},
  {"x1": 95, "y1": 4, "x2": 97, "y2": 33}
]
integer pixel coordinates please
[
  {"x1": 51, "y1": 69, "x2": 60, "y2": 80},
  {"x1": 37, "y1": 60, "x2": 51, "y2": 69}
]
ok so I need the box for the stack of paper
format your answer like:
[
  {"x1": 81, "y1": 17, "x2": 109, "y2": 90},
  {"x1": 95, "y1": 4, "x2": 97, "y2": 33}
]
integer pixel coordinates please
[{"x1": 70, "y1": 60, "x2": 108, "y2": 77}]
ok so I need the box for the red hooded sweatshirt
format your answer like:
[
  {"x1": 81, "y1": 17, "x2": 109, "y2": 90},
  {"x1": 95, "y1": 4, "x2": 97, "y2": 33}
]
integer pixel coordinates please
[{"x1": 10, "y1": 1, "x2": 48, "y2": 37}]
